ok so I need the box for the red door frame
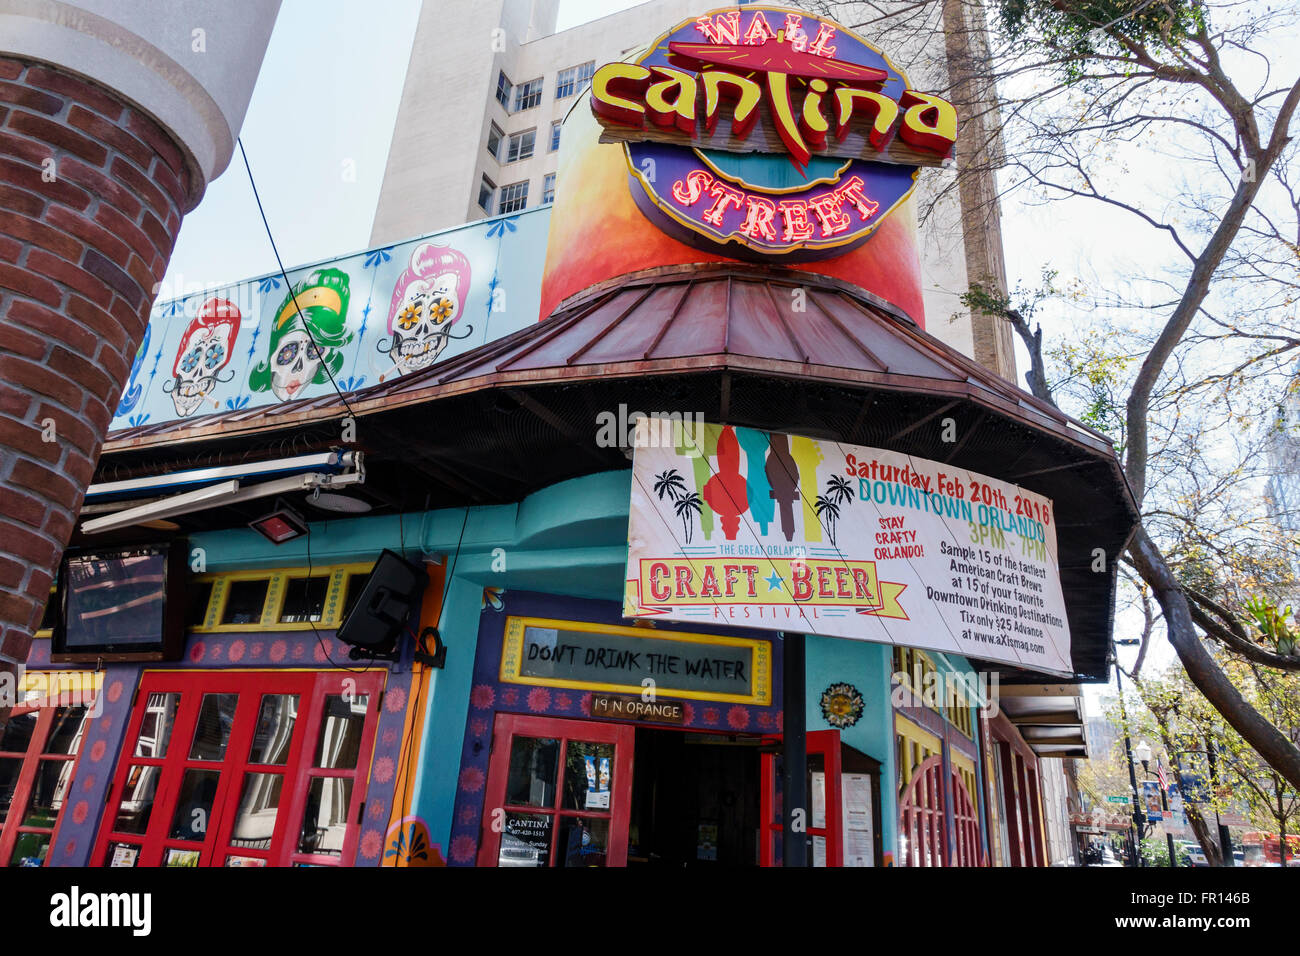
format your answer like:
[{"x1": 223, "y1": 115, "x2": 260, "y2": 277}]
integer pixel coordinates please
[
  {"x1": 0, "y1": 704, "x2": 87, "y2": 867},
  {"x1": 91, "y1": 670, "x2": 384, "y2": 867},
  {"x1": 759, "y1": 729, "x2": 842, "y2": 867},
  {"x1": 477, "y1": 713, "x2": 634, "y2": 867},
  {"x1": 949, "y1": 768, "x2": 984, "y2": 866},
  {"x1": 899, "y1": 754, "x2": 947, "y2": 867}
]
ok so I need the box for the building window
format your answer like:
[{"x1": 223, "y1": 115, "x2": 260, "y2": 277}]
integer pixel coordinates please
[
  {"x1": 555, "y1": 61, "x2": 595, "y2": 98},
  {"x1": 498, "y1": 180, "x2": 528, "y2": 214},
  {"x1": 550, "y1": 121, "x2": 562, "y2": 153},
  {"x1": 0, "y1": 703, "x2": 90, "y2": 866},
  {"x1": 542, "y1": 172, "x2": 556, "y2": 204},
  {"x1": 93, "y1": 670, "x2": 384, "y2": 867},
  {"x1": 478, "y1": 174, "x2": 496, "y2": 212},
  {"x1": 512, "y1": 77, "x2": 542, "y2": 112},
  {"x1": 505, "y1": 129, "x2": 536, "y2": 163},
  {"x1": 495, "y1": 71, "x2": 512, "y2": 109},
  {"x1": 486, "y1": 122, "x2": 503, "y2": 161}
]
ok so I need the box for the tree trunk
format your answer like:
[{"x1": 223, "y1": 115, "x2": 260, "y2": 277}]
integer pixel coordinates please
[{"x1": 1129, "y1": 525, "x2": 1300, "y2": 792}]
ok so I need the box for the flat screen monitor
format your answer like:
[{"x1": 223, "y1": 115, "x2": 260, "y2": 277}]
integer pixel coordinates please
[{"x1": 51, "y1": 543, "x2": 187, "y2": 662}]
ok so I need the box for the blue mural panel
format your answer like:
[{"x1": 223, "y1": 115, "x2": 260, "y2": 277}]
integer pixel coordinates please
[{"x1": 110, "y1": 208, "x2": 551, "y2": 431}]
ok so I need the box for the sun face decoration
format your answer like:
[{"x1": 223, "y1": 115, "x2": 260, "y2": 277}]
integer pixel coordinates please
[{"x1": 819, "y1": 682, "x2": 865, "y2": 729}]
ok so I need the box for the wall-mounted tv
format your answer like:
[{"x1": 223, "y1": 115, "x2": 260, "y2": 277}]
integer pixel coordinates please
[{"x1": 51, "y1": 543, "x2": 188, "y2": 662}]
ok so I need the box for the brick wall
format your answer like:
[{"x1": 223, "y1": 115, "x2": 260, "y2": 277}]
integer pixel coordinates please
[{"x1": 0, "y1": 57, "x2": 194, "y2": 693}]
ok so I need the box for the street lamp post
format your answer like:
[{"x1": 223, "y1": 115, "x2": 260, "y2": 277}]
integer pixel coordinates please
[
  {"x1": 1114, "y1": 662, "x2": 1145, "y2": 867},
  {"x1": 1134, "y1": 740, "x2": 1179, "y2": 867}
]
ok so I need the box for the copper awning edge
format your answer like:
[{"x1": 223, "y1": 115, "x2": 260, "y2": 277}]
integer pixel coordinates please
[{"x1": 101, "y1": 351, "x2": 1121, "y2": 463}]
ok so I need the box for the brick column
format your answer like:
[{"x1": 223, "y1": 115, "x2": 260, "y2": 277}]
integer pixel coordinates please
[{"x1": 0, "y1": 57, "x2": 193, "y2": 689}]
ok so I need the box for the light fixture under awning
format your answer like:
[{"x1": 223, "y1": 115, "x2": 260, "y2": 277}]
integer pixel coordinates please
[
  {"x1": 84, "y1": 451, "x2": 356, "y2": 502},
  {"x1": 81, "y1": 452, "x2": 364, "y2": 534}
]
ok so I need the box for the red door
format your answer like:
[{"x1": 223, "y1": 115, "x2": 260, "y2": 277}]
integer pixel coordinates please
[
  {"x1": 759, "y1": 729, "x2": 843, "y2": 866},
  {"x1": 92, "y1": 670, "x2": 383, "y2": 867},
  {"x1": 477, "y1": 714, "x2": 634, "y2": 867},
  {"x1": 899, "y1": 754, "x2": 946, "y2": 866}
]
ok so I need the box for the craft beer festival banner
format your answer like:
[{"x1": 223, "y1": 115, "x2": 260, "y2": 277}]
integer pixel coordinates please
[{"x1": 625, "y1": 420, "x2": 1073, "y2": 677}]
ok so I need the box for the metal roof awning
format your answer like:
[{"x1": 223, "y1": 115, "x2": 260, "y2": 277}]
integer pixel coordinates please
[{"x1": 999, "y1": 683, "x2": 1090, "y2": 758}]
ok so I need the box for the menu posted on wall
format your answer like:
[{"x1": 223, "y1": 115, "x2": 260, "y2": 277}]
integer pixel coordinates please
[{"x1": 624, "y1": 420, "x2": 1073, "y2": 677}]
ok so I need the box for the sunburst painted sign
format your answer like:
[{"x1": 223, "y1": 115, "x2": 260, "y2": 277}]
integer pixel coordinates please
[
  {"x1": 625, "y1": 420, "x2": 1074, "y2": 677},
  {"x1": 589, "y1": 5, "x2": 956, "y2": 258}
]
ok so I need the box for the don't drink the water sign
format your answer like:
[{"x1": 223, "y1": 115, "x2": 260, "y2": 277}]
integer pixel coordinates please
[{"x1": 624, "y1": 420, "x2": 1074, "y2": 677}]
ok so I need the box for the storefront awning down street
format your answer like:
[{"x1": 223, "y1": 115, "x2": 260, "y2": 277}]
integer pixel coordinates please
[{"x1": 93, "y1": 262, "x2": 1140, "y2": 684}]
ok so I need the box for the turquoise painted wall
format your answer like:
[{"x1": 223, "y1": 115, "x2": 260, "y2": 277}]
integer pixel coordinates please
[{"x1": 805, "y1": 635, "x2": 897, "y2": 859}]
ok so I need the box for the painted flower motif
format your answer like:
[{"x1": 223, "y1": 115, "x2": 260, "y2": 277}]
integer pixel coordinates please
[
  {"x1": 204, "y1": 342, "x2": 225, "y2": 369},
  {"x1": 81, "y1": 775, "x2": 96, "y2": 792},
  {"x1": 757, "y1": 711, "x2": 774, "y2": 729},
  {"x1": 776, "y1": 711, "x2": 784, "y2": 732},
  {"x1": 180, "y1": 349, "x2": 200, "y2": 373},
  {"x1": 228, "y1": 640, "x2": 246, "y2": 664},
  {"x1": 314, "y1": 643, "x2": 329, "y2": 663},
  {"x1": 470, "y1": 685, "x2": 495, "y2": 710},
  {"x1": 210, "y1": 644, "x2": 223, "y2": 660},
  {"x1": 682, "y1": 703, "x2": 695, "y2": 725},
  {"x1": 431, "y1": 297, "x2": 454, "y2": 323},
  {"x1": 189, "y1": 642, "x2": 207, "y2": 663},
  {"x1": 703, "y1": 707, "x2": 719, "y2": 725},
  {"x1": 470, "y1": 718, "x2": 488, "y2": 738},
  {"x1": 270, "y1": 640, "x2": 287, "y2": 663},
  {"x1": 579, "y1": 693, "x2": 593, "y2": 716},
  {"x1": 458, "y1": 766, "x2": 485, "y2": 793},
  {"x1": 72, "y1": 801, "x2": 89, "y2": 824},
  {"x1": 397, "y1": 303, "x2": 421, "y2": 330},
  {"x1": 107, "y1": 681, "x2": 124, "y2": 703},
  {"x1": 554, "y1": 694, "x2": 572, "y2": 712},
  {"x1": 369, "y1": 800, "x2": 387, "y2": 820},
  {"x1": 481, "y1": 587, "x2": 505, "y2": 611},
  {"x1": 373, "y1": 756, "x2": 395, "y2": 784},
  {"x1": 383, "y1": 728, "x2": 399, "y2": 746},
  {"x1": 360, "y1": 829, "x2": 383, "y2": 860},
  {"x1": 292, "y1": 644, "x2": 305, "y2": 659},
  {"x1": 459, "y1": 805, "x2": 477, "y2": 825},
  {"x1": 527, "y1": 688, "x2": 551, "y2": 712},
  {"x1": 386, "y1": 687, "x2": 407, "y2": 712},
  {"x1": 62, "y1": 840, "x2": 76, "y2": 859},
  {"x1": 727, "y1": 705, "x2": 751, "y2": 730},
  {"x1": 89, "y1": 740, "x2": 107, "y2": 763},
  {"x1": 450, "y1": 834, "x2": 477, "y2": 864},
  {"x1": 501, "y1": 688, "x2": 518, "y2": 707},
  {"x1": 250, "y1": 643, "x2": 264, "y2": 658}
]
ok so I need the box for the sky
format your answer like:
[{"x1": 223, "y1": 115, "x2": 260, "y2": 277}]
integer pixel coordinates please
[{"x1": 162, "y1": 0, "x2": 1189, "y2": 712}]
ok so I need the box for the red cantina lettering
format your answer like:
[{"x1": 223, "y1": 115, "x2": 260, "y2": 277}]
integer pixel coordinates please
[{"x1": 590, "y1": 12, "x2": 957, "y2": 168}]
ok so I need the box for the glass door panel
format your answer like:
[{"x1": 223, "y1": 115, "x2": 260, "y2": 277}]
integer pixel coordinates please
[
  {"x1": 94, "y1": 671, "x2": 381, "y2": 867},
  {"x1": 479, "y1": 714, "x2": 633, "y2": 868}
]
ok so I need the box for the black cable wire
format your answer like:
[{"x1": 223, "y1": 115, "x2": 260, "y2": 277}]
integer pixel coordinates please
[
  {"x1": 303, "y1": 516, "x2": 370, "y2": 674},
  {"x1": 237, "y1": 138, "x2": 358, "y2": 422}
]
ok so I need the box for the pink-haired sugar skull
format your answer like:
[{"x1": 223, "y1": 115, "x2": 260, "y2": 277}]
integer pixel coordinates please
[
  {"x1": 379, "y1": 242, "x2": 473, "y2": 378},
  {"x1": 164, "y1": 297, "x2": 241, "y2": 417}
]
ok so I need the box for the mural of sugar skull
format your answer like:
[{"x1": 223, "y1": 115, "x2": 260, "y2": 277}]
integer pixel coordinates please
[
  {"x1": 162, "y1": 297, "x2": 242, "y2": 417},
  {"x1": 114, "y1": 322, "x2": 151, "y2": 417},
  {"x1": 378, "y1": 242, "x2": 473, "y2": 378},
  {"x1": 249, "y1": 268, "x2": 353, "y2": 402}
]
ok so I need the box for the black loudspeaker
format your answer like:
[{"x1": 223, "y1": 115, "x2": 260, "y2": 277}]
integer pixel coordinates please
[{"x1": 336, "y1": 550, "x2": 428, "y2": 660}]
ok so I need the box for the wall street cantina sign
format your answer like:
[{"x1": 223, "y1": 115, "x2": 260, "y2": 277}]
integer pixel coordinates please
[{"x1": 589, "y1": 5, "x2": 957, "y2": 258}]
